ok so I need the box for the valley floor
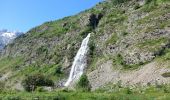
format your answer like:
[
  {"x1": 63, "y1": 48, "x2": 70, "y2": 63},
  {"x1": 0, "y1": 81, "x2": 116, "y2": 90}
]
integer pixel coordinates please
[{"x1": 1, "y1": 86, "x2": 170, "y2": 100}]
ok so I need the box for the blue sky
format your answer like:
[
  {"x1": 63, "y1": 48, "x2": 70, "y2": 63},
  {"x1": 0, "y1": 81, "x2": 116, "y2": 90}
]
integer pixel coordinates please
[{"x1": 0, "y1": 0, "x2": 103, "y2": 32}]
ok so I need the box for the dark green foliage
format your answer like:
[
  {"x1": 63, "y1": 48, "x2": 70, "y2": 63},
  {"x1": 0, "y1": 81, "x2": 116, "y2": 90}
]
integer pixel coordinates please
[
  {"x1": 126, "y1": 87, "x2": 133, "y2": 94},
  {"x1": 36, "y1": 46, "x2": 48, "y2": 55},
  {"x1": 163, "y1": 85, "x2": 170, "y2": 93},
  {"x1": 89, "y1": 39, "x2": 95, "y2": 57},
  {"x1": 134, "y1": 3, "x2": 141, "y2": 10},
  {"x1": 145, "y1": 0, "x2": 155, "y2": 4},
  {"x1": 111, "y1": 0, "x2": 129, "y2": 4},
  {"x1": 143, "y1": 0, "x2": 157, "y2": 12},
  {"x1": 22, "y1": 73, "x2": 54, "y2": 92},
  {"x1": 77, "y1": 74, "x2": 91, "y2": 91},
  {"x1": 0, "y1": 82, "x2": 5, "y2": 92},
  {"x1": 53, "y1": 95, "x2": 66, "y2": 100},
  {"x1": 55, "y1": 65, "x2": 62, "y2": 75},
  {"x1": 122, "y1": 31, "x2": 129, "y2": 36},
  {"x1": 116, "y1": 54, "x2": 125, "y2": 66},
  {"x1": 162, "y1": 72, "x2": 170, "y2": 77},
  {"x1": 35, "y1": 87, "x2": 46, "y2": 92}
]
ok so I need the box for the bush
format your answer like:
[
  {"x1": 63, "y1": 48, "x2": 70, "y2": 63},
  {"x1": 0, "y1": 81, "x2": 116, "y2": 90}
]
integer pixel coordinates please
[
  {"x1": 35, "y1": 87, "x2": 46, "y2": 92},
  {"x1": 55, "y1": 65, "x2": 62, "y2": 74},
  {"x1": 126, "y1": 87, "x2": 133, "y2": 94},
  {"x1": 0, "y1": 82, "x2": 5, "y2": 92},
  {"x1": 22, "y1": 73, "x2": 54, "y2": 92},
  {"x1": 89, "y1": 39, "x2": 95, "y2": 56},
  {"x1": 53, "y1": 94, "x2": 66, "y2": 100},
  {"x1": 77, "y1": 74, "x2": 91, "y2": 91},
  {"x1": 117, "y1": 54, "x2": 126, "y2": 66},
  {"x1": 145, "y1": 0, "x2": 154, "y2": 4},
  {"x1": 134, "y1": 3, "x2": 141, "y2": 10},
  {"x1": 162, "y1": 72, "x2": 170, "y2": 77},
  {"x1": 111, "y1": 0, "x2": 128, "y2": 5},
  {"x1": 143, "y1": 0, "x2": 157, "y2": 12}
]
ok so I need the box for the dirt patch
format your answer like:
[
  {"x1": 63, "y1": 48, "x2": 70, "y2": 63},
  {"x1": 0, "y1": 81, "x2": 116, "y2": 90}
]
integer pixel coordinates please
[
  {"x1": 88, "y1": 61, "x2": 170, "y2": 90},
  {"x1": 0, "y1": 72, "x2": 11, "y2": 81}
]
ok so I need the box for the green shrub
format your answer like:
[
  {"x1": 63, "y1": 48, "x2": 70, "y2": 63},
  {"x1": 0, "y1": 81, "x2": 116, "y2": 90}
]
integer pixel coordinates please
[
  {"x1": 53, "y1": 94, "x2": 66, "y2": 100},
  {"x1": 122, "y1": 31, "x2": 129, "y2": 36},
  {"x1": 55, "y1": 65, "x2": 62, "y2": 75},
  {"x1": 145, "y1": 0, "x2": 154, "y2": 4},
  {"x1": 89, "y1": 39, "x2": 95, "y2": 57},
  {"x1": 0, "y1": 82, "x2": 5, "y2": 92},
  {"x1": 163, "y1": 86, "x2": 170, "y2": 93},
  {"x1": 77, "y1": 74, "x2": 91, "y2": 91},
  {"x1": 35, "y1": 87, "x2": 46, "y2": 92},
  {"x1": 111, "y1": 0, "x2": 129, "y2": 4},
  {"x1": 22, "y1": 73, "x2": 54, "y2": 92},
  {"x1": 162, "y1": 72, "x2": 170, "y2": 77},
  {"x1": 143, "y1": 0, "x2": 157, "y2": 12},
  {"x1": 36, "y1": 46, "x2": 48, "y2": 55},
  {"x1": 116, "y1": 54, "x2": 125, "y2": 66},
  {"x1": 134, "y1": 3, "x2": 141, "y2": 10},
  {"x1": 126, "y1": 87, "x2": 133, "y2": 94}
]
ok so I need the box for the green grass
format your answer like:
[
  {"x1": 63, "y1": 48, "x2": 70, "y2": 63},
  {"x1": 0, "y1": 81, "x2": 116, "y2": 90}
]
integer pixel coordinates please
[
  {"x1": 111, "y1": 54, "x2": 145, "y2": 70},
  {"x1": 137, "y1": 37, "x2": 169, "y2": 52},
  {"x1": 0, "y1": 85, "x2": 170, "y2": 100},
  {"x1": 0, "y1": 56, "x2": 24, "y2": 73},
  {"x1": 105, "y1": 33, "x2": 118, "y2": 45}
]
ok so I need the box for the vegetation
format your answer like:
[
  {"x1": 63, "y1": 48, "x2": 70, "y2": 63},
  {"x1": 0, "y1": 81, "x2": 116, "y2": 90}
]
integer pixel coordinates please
[
  {"x1": 77, "y1": 74, "x2": 91, "y2": 91},
  {"x1": 0, "y1": 0, "x2": 170, "y2": 99},
  {"x1": 0, "y1": 85, "x2": 170, "y2": 100},
  {"x1": 111, "y1": 0, "x2": 129, "y2": 5},
  {"x1": 162, "y1": 72, "x2": 170, "y2": 77},
  {"x1": 105, "y1": 33, "x2": 118, "y2": 45},
  {"x1": 22, "y1": 73, "x2": 54, "y2": 92}
]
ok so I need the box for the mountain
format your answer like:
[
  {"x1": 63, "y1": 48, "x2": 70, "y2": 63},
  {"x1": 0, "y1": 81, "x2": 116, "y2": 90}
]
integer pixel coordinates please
[
  {"x1": 0, "y1": 29, "x2": 23, "y2": 49},
  {"x1": 0, "y1": 0, "x2": 170, "y2": 96}
]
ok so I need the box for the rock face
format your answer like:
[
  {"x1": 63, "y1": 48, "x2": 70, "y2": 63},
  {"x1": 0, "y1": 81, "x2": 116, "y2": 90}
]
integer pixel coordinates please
[
  {"x1": 0, "y1": 0, "x2": 170, "y2": 90},
  {"x1": 88, "y1": 61, "x2": 170, "y2": 90},
  {"x1": 0, "y1": 29, "x2": 23, "y2": 49}
]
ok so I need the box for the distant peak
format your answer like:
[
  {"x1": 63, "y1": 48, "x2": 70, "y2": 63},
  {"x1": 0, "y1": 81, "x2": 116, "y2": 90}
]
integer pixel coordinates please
[{"x1": 0, "y1": 29, "x2": 23, "y2": 49}]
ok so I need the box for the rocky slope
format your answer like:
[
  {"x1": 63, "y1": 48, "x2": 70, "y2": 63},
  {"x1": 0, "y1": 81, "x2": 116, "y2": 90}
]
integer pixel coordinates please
[{"x1": 0, "y1": 0, "x2": 170, "y2": 90}]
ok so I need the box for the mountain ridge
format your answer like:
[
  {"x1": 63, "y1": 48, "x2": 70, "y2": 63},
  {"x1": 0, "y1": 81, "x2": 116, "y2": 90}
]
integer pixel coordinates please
[
  {"x1": 0, "y1": 29, "x2": 23, "y2": 49},
  {"x1": 0, "y1": 0, "x2": 170, "y2": 92}
]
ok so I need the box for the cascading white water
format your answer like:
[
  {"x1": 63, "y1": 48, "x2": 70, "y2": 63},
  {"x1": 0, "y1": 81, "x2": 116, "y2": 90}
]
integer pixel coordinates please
[{"x1": 64, "y1": 33, "x2": 91, "y2": 87}]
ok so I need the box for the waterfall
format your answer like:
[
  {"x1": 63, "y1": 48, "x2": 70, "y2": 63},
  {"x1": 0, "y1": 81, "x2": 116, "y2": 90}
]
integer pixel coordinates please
[{"x1": 64, "y1": 33, "x2": 91, "y2": 87}]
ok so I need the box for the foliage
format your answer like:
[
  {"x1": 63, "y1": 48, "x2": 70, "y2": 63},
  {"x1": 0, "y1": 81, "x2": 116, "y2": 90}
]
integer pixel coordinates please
[
  {"x1": 143, "y1": 0, "x2": 158, "y2": 12},
  {"x1": 134, "y1": 3, "x2": 141, "y2": 10},
  {"x1": 77, "y1": 74, "x2": 91, "y2": 91},
  {"x1": 22, "y1": 73, "x2": 54, "y2": 92},
  {"x1": 111, "y1": 0, "x2": 129, "y2": 5},
  {"x1": 105, "y1": 33, "x2": 118, "y2": 45},
  {"x1": 55, "y1": 65, "x2": 62, "y2": 75},
  {"x1": 162, "y1": 72, "x2": 170, "y2": 77},
  {"x1": 0, "y1": 82, "x2": 5, "y2": 92},
  {"x1": 1, "y1": 85, "x2": 170, "y2": 100},
  {"x1": 36, "y1": 46, "x2": 48, "y2": 55},
  {"x1": 88, "y1": 39, "x2": 95, "y2": 57}
]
